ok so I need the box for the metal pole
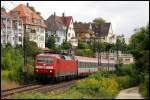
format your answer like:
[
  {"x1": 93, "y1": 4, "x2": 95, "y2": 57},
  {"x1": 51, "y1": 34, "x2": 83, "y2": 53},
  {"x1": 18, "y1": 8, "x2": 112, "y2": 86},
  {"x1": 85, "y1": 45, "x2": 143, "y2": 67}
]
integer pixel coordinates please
[
  {"x1": 98, "y1": 39, "x2": 100, "y2": 66},
  {"x1": 108, "y1": 47, "x2": 110, "y2": 72},
  {"x1": 23, "y1": 25, "x2": 28, "y2": 83},
  {"x1": 100, "y1": 37, "x2": 101, "y2": 67}
]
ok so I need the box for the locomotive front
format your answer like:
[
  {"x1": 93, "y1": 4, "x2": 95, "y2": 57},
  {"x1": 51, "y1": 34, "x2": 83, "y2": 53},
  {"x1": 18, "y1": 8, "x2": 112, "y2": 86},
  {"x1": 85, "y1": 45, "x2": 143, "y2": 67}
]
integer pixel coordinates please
[{"x1": 34, "y1": 54, "x2": 55, "y2": 76}]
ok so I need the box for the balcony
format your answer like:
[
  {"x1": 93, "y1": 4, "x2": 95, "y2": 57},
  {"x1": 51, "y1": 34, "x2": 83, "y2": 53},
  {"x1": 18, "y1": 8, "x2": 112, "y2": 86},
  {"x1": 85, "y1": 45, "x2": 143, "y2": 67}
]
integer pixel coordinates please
[{"x1": 31, "y1": 29, "x2": 36, "y2": 33}]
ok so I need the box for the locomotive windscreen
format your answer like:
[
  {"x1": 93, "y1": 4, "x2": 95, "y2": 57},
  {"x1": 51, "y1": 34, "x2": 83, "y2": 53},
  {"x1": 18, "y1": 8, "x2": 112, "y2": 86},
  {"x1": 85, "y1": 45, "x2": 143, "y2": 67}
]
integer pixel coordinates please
[{"x1": 36, "y1": 57, "x2": 53, "y2": 64}]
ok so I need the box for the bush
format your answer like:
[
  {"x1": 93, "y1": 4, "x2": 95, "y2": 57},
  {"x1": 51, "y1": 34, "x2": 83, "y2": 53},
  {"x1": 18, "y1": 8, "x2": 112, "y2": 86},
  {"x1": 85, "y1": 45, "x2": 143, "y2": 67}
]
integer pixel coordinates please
[
  {"x1": 1, "y1": 70, "x2": 11, "y2": 79},
  {"x1": 1, "y1": 46, "x2": 36, "y2": 84},
  {"x1": 139, "y1": 74, "x2": 149, "y2": 99},
  {"x1": 70, "y1": 75, "x2": 119, "y2": 99},
  {"x1": 77, "y1": 42, "x2": 90, "y2": 49},
  {"x1": 1, "y1": 52, "x2": 15, "y2": 70},
  {"x1": 116, "y1": 75, "x2": 138, "y2": 89},
  {"x1": 75, "y1": 49, "x2": 94, "y2": 57},
  {"x1": 115, "y1": 64, "x2": 134, "y2": 76}
]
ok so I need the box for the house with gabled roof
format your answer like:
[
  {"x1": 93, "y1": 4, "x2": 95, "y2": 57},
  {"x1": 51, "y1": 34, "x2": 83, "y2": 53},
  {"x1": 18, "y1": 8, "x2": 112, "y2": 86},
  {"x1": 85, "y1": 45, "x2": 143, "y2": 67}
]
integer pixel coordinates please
[
  {"x1": 45, "y1": 12, "x2": 78, "y2": 47},
  {"x1": 74, "y1": 22, "x2": 94, "y2": 43},
  {"x1": 92, "y1": 23, "x2": 116, "y2": 44},
  {"x1": 8, "y1": 3, "x2": 47, "y2": 48}
]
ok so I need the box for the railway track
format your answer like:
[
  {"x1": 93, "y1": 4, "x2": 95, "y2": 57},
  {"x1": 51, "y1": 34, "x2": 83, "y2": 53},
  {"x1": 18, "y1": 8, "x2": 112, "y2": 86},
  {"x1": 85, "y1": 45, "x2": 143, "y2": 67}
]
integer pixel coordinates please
[
  {"x1": 1, "y1": 84, "x2": 44, "y2": 99},
  {"x1": 1, "y1": 80, "x2": 76, "y2": 99}
]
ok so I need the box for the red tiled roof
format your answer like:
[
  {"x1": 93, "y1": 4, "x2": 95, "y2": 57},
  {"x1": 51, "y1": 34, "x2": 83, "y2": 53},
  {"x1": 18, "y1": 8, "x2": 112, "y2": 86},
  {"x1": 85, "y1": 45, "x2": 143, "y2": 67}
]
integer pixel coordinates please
[
  {"x1": 8, "y1": 4, "x2": 46, "y2": 28},
  {"x1": 59, "y1": 16, "x2": 72, "y2": 28},
  {"x1": 74, "y1": 22, "x2": 90, "y2": 34}
]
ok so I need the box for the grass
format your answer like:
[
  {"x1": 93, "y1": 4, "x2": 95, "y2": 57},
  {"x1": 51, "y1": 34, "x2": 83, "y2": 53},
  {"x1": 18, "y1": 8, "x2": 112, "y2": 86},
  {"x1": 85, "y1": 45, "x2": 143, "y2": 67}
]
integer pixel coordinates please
[
  {"x1": 7, "y1": 71, "x2": 142, "y2": 99},
  {"x1": 1, "y1": 79, "x2": 20, "y2": 90},
  {"x1": 1, "y1": 70, "x2": 20, "y2": 90}
]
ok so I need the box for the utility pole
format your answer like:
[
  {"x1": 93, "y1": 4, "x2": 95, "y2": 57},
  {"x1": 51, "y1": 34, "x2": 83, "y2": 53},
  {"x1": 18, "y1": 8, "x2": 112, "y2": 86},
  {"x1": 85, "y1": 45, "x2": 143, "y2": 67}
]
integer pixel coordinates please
[
  {"x1": 99, "y1": 37, "x2": 102, "y2": 68},
  {"x1": 116, "y1": 42, "x2": 119, "y2": 74},
  {"x1": 23, "y1": 24, "x2": 28, "y2": 84}
]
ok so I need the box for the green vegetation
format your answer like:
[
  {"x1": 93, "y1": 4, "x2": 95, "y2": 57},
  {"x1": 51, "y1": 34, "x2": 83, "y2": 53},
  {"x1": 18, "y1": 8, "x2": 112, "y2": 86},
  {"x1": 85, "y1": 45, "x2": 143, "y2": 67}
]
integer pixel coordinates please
[
  {"x1": 1, "y1": 40, "x2": 40, "y2": 84},
  {"x1": 61, "y1": 41, "x2": 72, "y2": 51},
  {"x1": 93, "y1": 17, "x2": 106, "y2": 25},
  {"x1": 75, "y1": 41, "x2": 95, "y2": 57},
  {"x1": 10, "y1": 92, "x2": 49, "y2": 99},
  {"x1": 139, "y1": 74, "x2": 149, "y2": 98},
  {"x1": 10, "y1": 71, "x2": 139, "y2": 99},
  {"x1": 46, "y1": 35, "x2": 56, "y2": 51},
  {"x1": 75, "y1": 49, "x2": 94, "y2": 57},
  {"x1": 128, "y1": 23, "x2": 149, "y2": 99}
]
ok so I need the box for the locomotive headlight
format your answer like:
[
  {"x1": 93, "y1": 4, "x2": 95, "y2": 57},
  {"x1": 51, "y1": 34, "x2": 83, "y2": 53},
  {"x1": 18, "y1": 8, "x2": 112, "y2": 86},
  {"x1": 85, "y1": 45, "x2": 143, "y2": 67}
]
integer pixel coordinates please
[
  {"x1": 36, "y1": 69, "x2": 38, "y2": 72},
  {"x1": 49, "y1": 70, "x2": 52, "y2": 73}
]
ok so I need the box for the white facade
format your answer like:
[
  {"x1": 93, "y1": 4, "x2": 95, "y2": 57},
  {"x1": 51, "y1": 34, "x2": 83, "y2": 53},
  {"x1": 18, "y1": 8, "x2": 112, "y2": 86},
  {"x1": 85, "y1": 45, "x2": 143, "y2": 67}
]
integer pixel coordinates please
[
  {"x1": 28, "y1": 26, "x2": 45, "y2": 48},
  {"x1": 1, "y1": 16, "x2": 24, "y2": 47},
  {"x1": 106, "y1": 24, "x2": 116, "y2": 44},
  {"x1": 67, "y1": 19, "x2": 78, "y2": 46},
  {"x1": 47, "y1": 30, "x2": 66, "y2": 46},
  {"x1": 13, "y1": 18, "x2": 24, "y2": 46}
]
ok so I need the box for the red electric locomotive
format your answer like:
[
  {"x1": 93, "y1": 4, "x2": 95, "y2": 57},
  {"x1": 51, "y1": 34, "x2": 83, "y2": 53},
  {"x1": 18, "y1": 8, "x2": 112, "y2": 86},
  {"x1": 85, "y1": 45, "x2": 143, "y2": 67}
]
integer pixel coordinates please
[
  {"x1": 34, "y1": 53, "x2": 116, "y2": 81},
  {"x1": 34, "y1": 53, "x2": 77, "y2": 80}
]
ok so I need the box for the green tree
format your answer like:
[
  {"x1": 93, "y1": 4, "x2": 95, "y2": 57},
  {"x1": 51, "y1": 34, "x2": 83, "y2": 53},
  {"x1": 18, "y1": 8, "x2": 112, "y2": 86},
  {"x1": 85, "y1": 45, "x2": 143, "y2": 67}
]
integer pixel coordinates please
[
  {"x1": 93, "y1": 17, "x2": 106, "y2": 25},
  {"x1": 129, "y1": 24, "x2": 149, "y2": 73},
  {"x1": 46, "y1": 35, "x2": 56, "y2": 50},
  {"x1": 1, "y1": 52, "x2": 15, "y2": 70},
  {"x1": 61, "y1": 41, "x2": 72, "y2": 50},
  {"x1": 77, "y1": 41, "x2": 90, "y2": 49},
  {"x1": 129, "y1": 23, "x2": 149, "y2": 98},
  {"x1": 24, "y1": 39, "x2": 39, "y2": 57}
]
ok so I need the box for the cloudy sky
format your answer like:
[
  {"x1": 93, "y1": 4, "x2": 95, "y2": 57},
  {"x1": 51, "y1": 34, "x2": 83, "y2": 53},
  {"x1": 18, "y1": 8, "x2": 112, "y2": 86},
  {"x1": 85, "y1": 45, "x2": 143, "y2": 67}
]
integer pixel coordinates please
[{"x1": 1, "y1": 1, "x2": 149, "y2": 38}]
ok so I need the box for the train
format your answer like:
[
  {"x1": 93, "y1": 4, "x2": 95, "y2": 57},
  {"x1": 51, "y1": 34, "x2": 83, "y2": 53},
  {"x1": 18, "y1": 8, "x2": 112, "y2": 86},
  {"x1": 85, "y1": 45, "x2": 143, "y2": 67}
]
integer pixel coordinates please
[{"x1": 33, "y1": 53, "x2": 116, "y2": 81}]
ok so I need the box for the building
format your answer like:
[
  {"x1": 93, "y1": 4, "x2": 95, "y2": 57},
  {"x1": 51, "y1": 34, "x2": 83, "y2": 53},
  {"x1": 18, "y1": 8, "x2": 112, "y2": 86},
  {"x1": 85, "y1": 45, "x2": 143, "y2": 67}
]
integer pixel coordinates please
[
  {"x1": 92, "y1": 23, "x2": 116, "y2": 44},
  {"x1": 45, "y1": 12, "x2": 78, "y2": 47},
  {"x1": 45, "y1": 12, "x2": 66, "y2": 46},
  {"x1": 74, "y1": 22, "x2": 116, "y2": 44},
  {"x1": 1, "y1": 9, "x2": 24, "y2": 47},
  {"x1": 8, "y1": 4, "x2": 47, "y2": 48},
  {"x1": 74, "y1": 22, "x2": 94, "y2": 43},
  {"x1": 95, "y1": 51, "x2": 134, "y2": 65}
]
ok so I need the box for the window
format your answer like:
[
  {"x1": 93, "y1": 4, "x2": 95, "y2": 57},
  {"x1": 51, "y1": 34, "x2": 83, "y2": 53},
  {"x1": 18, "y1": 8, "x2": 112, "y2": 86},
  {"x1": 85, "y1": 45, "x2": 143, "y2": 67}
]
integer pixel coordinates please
[
  {"x1": 57, "y1": 37, "x2": 60, "y2": 42},
  {"x1": 83, "y1": 62, "x2": 86, "y2": 68},
  {"x1": 110, "y1": 58, "x2": 114, "y2": 60},
  {"x1": 39, "y1": 36, "x2": 44, "y2": 41},
  {"x1": 19, "y1": 37, "x2": 22, "y2": 42},
  {"x1": 125, "y1": 59, "x2": 130, "y2": 61},
  {"x1": 37, "y1": 57, "x2": 53, "y2": 64},
  {"x1": 62, "y1": 55, "x2": 72, "y2": 60},
  {"x1": 41, "y1": 28, "x2": 44, "y2": 33},
  {"x1": 68, "y1": 33, "x2": 70, "y2": 37}
]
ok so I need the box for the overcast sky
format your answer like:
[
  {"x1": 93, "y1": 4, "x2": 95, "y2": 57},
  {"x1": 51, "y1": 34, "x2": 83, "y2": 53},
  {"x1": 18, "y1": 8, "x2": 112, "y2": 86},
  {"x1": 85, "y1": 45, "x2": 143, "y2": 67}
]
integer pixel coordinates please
[{"x1": 1, "y1": 1, "x2": 149, "y2": 38}]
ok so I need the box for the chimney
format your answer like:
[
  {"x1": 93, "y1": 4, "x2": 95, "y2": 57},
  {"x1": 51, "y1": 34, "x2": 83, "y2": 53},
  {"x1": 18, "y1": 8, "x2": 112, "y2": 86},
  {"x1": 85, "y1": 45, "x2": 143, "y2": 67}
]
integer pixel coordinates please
[
  {"x1": 54, "y1": 12, "x2": 56, "y2": 17},
  {"x1": 27, "y1": 3, "x2": 29, "y2": 7},
  {"x1": 62, "y1": 13, "x2": 65, "y2": 17}
]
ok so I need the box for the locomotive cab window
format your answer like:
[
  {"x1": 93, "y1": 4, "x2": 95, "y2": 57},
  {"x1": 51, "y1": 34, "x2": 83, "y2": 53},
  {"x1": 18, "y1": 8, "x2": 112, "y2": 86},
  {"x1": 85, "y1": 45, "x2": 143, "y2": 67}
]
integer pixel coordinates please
[{"x1": 37, "y1": 57, "x2": 53, "y2": 64}]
